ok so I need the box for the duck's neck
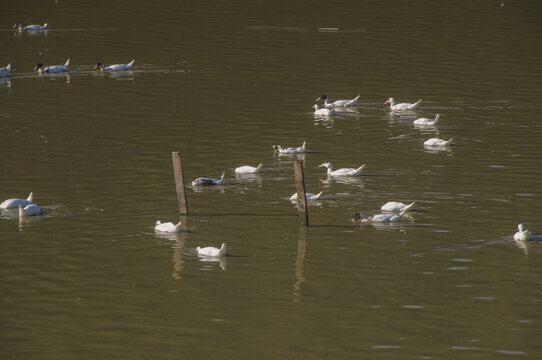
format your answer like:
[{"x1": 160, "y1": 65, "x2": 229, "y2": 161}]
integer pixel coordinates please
[{"x1": 326, "y1": 164, "x2": 333, "y2": 174}]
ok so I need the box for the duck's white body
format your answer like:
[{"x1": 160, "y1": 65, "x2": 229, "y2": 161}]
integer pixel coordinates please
[
  {"x1": 0, "y1": 64, "x2": 11, "y2": 78},
  {"x1": 235, "y1": 163, "x2": 263, "y2": 174},
  {"x1": 94, "y1": 59, "x2": 135, "y2": 71},
  {"x1": 1, "y1": 192, "x2": 33, "y2": 209},
  {"x1": 353, "y1": 210, "x2": 406, "y2": 223},
  {"x1": 313, "y1": 104, "x2": 335, "y2": 116},
  {"x1": 381, "y1": 201, "x2": 415, "y2": 213},
  {"x1": 35, "y1": 59, "x2": 70, "y2": 73},
  {"x1": 424, "y1": 138, "x2": 453, "y2": 147},
  {"x1": 385, "y1": 97, "x2": 422, "y2": 111},
  {"x1": 273, "y1": 141, "x2": 306, "y2": 154},
  {"x1": 317, "y1": 94, "x2": 360, "y2": 108},
  {"x1": 289, "y1": 191, "x2": 323, "y2": 202},
  {"x1": 18, "y1": 204, "x2": 42, "y2": 216},
  {"x1": 14, "y1": 22, "x2": 48, "y2": 31},
  {"x1": 319, "y1": 162, "x2": 365, "y2": 177},
  {"x1": 414, "y1": 114, "x2": 440, "y2": 126},
  {"x1": 192, "y1": 172, "x2": 225, "y2": 186},
  {"x1": 155, "y1": 220, "x2": 183, "y2": 233},
  {"x1": 197, "y1": 243, "x2": 227, "y2": 257},
  {"x1": 514, "y1": 223, "x2": 534, "y2": 242}
]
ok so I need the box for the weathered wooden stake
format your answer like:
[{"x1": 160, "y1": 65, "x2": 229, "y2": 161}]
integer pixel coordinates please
[
  {"x1": 172, "y1": 152, "x2": 189, "y2": 215},
  {"x1": 293, "y1": 160, "x2": 309, "y2": 226}
]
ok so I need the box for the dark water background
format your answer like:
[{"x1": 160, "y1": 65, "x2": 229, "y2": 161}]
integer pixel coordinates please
[{"x1": 1, "y1": 1, "x2": 542, "y2": 359}]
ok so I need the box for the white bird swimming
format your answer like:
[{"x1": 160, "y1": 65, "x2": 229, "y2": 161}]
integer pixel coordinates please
[
  {"x1": 424, "y1": 138, "x2": 453, "y2": 147},
  {"x1": 34, "y1": 59, "x2": 70, "y2": 73},
  {"x1": 1, "y1": 192, "x2": 33, "y2": 209},
  {"x1": 316, "y1": 94, "x2": 360, "y2": 108},
  {"x1": 0, "y1": 64, "x2": 11, "y2": 78},
  {"x1": 313, "y1": 104, "x2": 335, "y2": 116},
  {"x1": 385, "y1": 97, "x2": 422, "y2": 111},
  {"x1": 381, "y1": 201, "x2": 415, "y2": 213},
  {"x1": 289, "y1": 191, "x2": 323, "y2": 202},
  {"x1": 13, "y1": 21, "x2": 48, "y2": 31},
  {"x1": 192, "y1": 172, "x2": 225, "y2": 186},
  {"x1": 235, "y1": 163, "x2": 263, "y2": 174},
  {"x1": 93, "y1": 59, "x2": 135, "y2": 71},
  {"x1": 197, "y1": 243, "x2": 227, "y2": 257},
  {"x1": 319, "y1": 162, "x2": 365, "y2": 177},
  {"x1": 273, "y1": 141, "x2": 306, "y2": 154},
  {"x1": 154, "y1": 220, "x2": 183, "y2": 233},
  {"x1": 18, "y1": 204, "x2": 42, "y2": 216},
  {"x1": 352, "y1": 209, "x2": 407, "y2": 223},
  {"x1": 413, "y1": 114, "x2": 440, "y2": 126},
  {"x1": 514, "y1": 223, "x2": 534, "y2": 242}
]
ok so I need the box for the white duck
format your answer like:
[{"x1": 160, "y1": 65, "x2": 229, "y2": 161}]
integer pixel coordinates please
[
  {"x1": 413, "y1": 114, "x2": 440, "y2": 126},
  {"x1": 381, "y1": 201, "x2": 415, "y2": 213},
  {"x1": 154, "y1": 220, "x2": 183, "y2": 233},
  {"x1": 273, "y1": 141, "x2": 306, "y2": 154},
  {"x1": 289, "y1": 191, "x2": 323, "y2": 202},
  {"x1": 1, "y1": 192, "x2": 33, "y2": 209},
  {"x1": 192, "y1": 172, "x2": 225, "y2": 186},
  {"x1": 235, "y1": 163, "x2": 263, "y2": 174},
  {"x1": 18, "y1": 204, "x2": 42, "y2": 216},
  {"x1": 352, "y1": 209, "x2": 407, "y2": 223},
  {"x1": 94, "y1": 59, "x2": 135, "y2": 71},
  {"x1": 313, "y1": 104, "x2": 335, "y2": 116},
  {"x1": 514, "y1": 223, "x2": 534, "y2": 242},
  {"x1": 319, "y1": 162, "x2": 365, "y2": 177},
  {"x1": 34, "y1": 59, "x2": 70, "y2": 73},
  {"x1": 0, "y1": 64, "x2": 11, "y2": 78},
  {"x1": 317, "y1": 94, "x2": 360, "y2": 108},
  {"x1": 424, "y1": 138, "x2": 453, "y2": 147},
  {"x1": 385, "y1": 97, "x2": 422, "y2": 111},
  {"x1": 13, "y1": 21, "x2": 48, "y2": 31},
  {"x1": 197, "y1": 243, "x2": 227, "y2": 257}
]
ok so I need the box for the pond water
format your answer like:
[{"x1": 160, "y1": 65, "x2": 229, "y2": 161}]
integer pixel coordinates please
[{"x1": 1, "y1": 1, "x2": 542, "y2": 359}]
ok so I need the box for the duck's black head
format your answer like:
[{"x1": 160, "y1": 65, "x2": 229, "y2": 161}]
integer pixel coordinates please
[
  {"x1": 351, "y1": 212, "x2": 364, "y2": 222},
  {"x1": 93, "y1": 62, "x2": 104, "y2": 70},
  {"x1": 34, "y1": 63, "x2": 44, "y2": 70}
]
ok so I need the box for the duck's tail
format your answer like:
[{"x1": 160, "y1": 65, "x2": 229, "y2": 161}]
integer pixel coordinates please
[
  {"x1": 300, "y1": 141, "x2": 306, "y2": 151},
  {"x1": 174, "y1": 222, "x2": 183, "y2": 232},
  {"x1": 444, "y1": 138, "x2": 454, "y2": 146},
  {"x1": 313, "y1": 191, "x2": 323, "y2": 200},
  {"x1": 347, "y1": 94, "x2": 361, "y2": 105},
  {"x1": 6, "y1": 64, "x2": 11, "y2": 71},
  {"x1": 355, "y1": 164, "x2": 366, "y2": 173},
  {"x1": 254, "y1": 163, "x2": 263, "y2": 173},
  {"x1": 411, "y1": 99, "x2": 422, "y2": 109},
  {"x1": 43, "y1": 23, "x2": 48, "y2": 29},
  {"x1": 127, "y1": 59, "x2": 135, "y2": 67},
  {"x1": 64, "y1": 58, "x2": 70, "y2": 67},
  {"x1": 402, "y1": 202, "x2": 415, "y2": 211},
  {"x1": 218, "y1": 243, "x2": 227, "y2": 257},
  {"x1": 27, "y1": 192, "x2": 33, "y2": 203},
  {"x1": 433, "y1": 114, "x2": 440, "y2": 125}
]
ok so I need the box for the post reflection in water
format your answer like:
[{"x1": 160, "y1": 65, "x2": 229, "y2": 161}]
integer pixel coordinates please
[
  {"x1": 171, "y1": 215, "x2": 188, "y2": 280},
  {"x1": 293, "y1": 225, "x2": 307, "y2": 301}
]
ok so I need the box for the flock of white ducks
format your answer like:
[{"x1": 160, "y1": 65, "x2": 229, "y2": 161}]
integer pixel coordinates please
[{"x1": 0, "y1": 192, "x2": 43, "y2": 218}]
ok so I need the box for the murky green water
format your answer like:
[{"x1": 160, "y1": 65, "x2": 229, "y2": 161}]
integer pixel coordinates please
[{"x1": 2, "y1": 1, "x2": 542, "y2": 359}]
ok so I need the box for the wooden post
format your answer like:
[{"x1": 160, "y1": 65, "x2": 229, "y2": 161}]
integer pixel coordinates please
[
  {"x1": 172, "y1": 152, "x2": 189, "y2": 215},
  {"x1": 293, "y1": 160, "x2": 309, "y2": 226}
]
